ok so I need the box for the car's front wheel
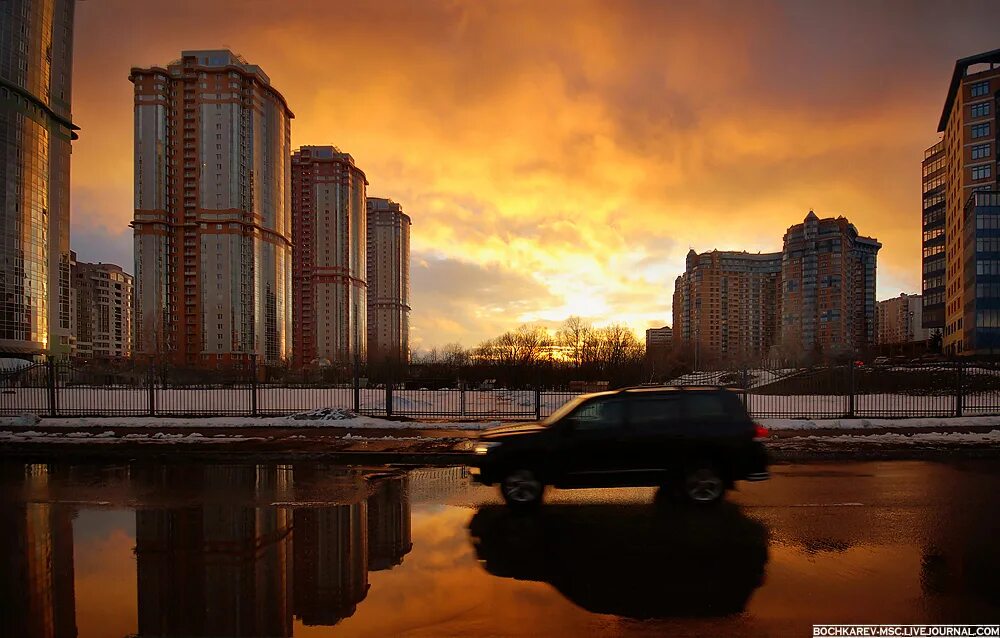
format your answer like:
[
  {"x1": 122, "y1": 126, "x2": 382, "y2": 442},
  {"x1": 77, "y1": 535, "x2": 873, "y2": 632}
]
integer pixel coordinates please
[
  {"x1": 682, "y1": 464, "x2": 725, "y2": 505},
  {"x1": 500, "y1": 469, "x2": 545, "y2": 507}
]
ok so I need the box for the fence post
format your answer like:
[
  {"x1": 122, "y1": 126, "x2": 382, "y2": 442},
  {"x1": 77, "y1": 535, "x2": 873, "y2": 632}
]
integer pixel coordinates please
[
  {"x1": 740, "y1": 367, "x2": 749, "y2": 412},
  {"x1": 386, "y1": 383, "x2": 393, "y2": 418},
  {"x1": 955, "y1": 360, "x2": 964, "y2": 417},
  {"x1": 46, "y1": 358, "x2": 58, "y2": 418},
  {"x1": 847, "y1": 362, "x2": 856, "y2": 418},
  {"x1": 148, "y1": 366, "x2": 156, "y2": 417},
  {"x1": 534, "y1": 387, "x2": 541, "y2": 421},
  {"x1": 460, "y1": 381, "x2": 466, "y2": 418},
  {"x1": 249, "y1": 354, "x2": 259, "y2": 417},
  {"x1": 353, "y1": 357, "x2": 361, "y2": 413}
]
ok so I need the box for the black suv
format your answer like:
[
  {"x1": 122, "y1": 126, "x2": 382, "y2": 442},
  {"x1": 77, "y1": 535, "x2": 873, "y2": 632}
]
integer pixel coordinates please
[{"x1": 471, "y1": 386, "x2": 769, "y2": 506}]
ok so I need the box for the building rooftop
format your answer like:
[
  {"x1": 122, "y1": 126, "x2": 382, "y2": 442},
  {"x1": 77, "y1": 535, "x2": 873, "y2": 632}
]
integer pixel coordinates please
[{"x1": 938, "y1": 48, "x2": 1000, "y2": 132}]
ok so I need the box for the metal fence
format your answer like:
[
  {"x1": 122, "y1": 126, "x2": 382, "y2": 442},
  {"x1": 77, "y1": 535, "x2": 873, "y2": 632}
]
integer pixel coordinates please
[
  {"x1": 1, "y1": 360, "x2": 998, "y2": 421},
  {"x1": 0, "y1": 361, "x2": 578, "y2": 420}
]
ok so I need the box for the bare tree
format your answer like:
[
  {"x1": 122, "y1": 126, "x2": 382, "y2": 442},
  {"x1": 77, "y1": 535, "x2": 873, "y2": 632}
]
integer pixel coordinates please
[{"x1": 556, "y1": 316, "x2": 592, "y2": 368}]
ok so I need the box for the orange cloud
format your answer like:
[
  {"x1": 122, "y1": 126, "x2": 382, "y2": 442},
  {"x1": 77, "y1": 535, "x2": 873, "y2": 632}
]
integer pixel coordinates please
[{"x1": 70, "y1": 0, "x2": 1000, "y2": 348}]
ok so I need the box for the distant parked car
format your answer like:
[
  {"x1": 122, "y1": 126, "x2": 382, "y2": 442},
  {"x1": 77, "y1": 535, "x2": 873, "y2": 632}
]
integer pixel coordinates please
[
  {"x1": 873, "y1": 357, "x2": 889, "y2": 367},
  {"x1": 471, "y1": 387, "x2": 770, "y2": 507}
]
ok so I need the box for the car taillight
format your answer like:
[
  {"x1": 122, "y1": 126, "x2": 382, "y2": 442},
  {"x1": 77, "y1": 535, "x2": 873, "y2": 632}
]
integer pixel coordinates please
[{"x1": 753, "y1": 423, "x2": 769, "y2": 440}]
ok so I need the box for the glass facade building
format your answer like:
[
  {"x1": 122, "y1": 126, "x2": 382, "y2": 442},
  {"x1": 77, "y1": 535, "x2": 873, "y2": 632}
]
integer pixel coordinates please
[
  {"x1": 366, "y1": 197, "x2": 410, "y2": 369},
  {"x1": 0, "y1": 0, "x2": 77, "y2": 357},
  {"x1": 921, "y1": 141, "x2": 946, "y2": 329},
  {"x1": 291, "y1": 146, "x2": 368, "y2": 369},
  {"x1": 933, "y1": 50, "x2": 1000, "y2": 355},
  {"x1": 130, "y1": 50, "x2": 294, "y2": 369}
]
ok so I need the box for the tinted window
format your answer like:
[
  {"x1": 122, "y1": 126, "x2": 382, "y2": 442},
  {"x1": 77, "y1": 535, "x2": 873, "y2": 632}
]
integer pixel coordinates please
[
  {"x1": 567, "y1": 398, "x2": 626, "y2": 431},
  {"x1": 630, "y1": 396, "x2": 682, "y2": 427},
  {"x1": 683, "y1": 394, "x2": 733, "y2": 420}
]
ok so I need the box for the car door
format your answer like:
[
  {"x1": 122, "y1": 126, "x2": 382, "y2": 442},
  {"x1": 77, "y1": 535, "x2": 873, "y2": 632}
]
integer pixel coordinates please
[
  {"x1": 678, "y1": 392, "x2": 741, "y2": 466},
  {"x1": 627, "y1": 394, "x2": 685, "y2": 484},
  {"x1": 555, "y1": 396, "x2": 630, "y2": 487}
]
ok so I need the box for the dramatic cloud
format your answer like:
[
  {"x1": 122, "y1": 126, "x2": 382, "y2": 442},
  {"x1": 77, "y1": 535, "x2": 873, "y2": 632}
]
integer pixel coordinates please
[{"x1": 70, "y1": 0, "x2": 1000, "y2": 347}]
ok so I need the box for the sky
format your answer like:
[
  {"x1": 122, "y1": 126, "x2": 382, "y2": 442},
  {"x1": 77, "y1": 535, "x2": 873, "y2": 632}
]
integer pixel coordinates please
[{"x1": 68, "y1": 0, "x2": 1000, "y2": 351}]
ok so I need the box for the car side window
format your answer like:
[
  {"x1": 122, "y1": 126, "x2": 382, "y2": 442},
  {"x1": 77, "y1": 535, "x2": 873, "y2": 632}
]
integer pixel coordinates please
[
  {"x1": 683, "y1": 394, "x2": 731, "y2": 421},
  {"x1": 566, "y1": 398, "x2": 626, "y2": 431},
  {"x1": 630, "y1": 396, "x2": 682, "y2": 428}
]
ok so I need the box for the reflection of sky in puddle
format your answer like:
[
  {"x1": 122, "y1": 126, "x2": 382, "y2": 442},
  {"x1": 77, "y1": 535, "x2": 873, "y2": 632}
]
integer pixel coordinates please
[{"x1": 14, "y1": 461, "x2": 1000, "y2": 636}]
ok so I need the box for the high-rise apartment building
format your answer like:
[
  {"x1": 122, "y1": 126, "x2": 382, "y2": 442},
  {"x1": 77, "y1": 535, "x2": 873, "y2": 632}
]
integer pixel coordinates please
[
  {"x1": 366, "y1": 197, "x2": 410, "y2": 368},
  {"x1": 0, "y1": 0, "x2": 78, "y2": 358},
  {"x1": 672, "y1": 250, "x2": 782, "y2": 365},
  {"x1": 921, "y1": 140, "x2": 946, "y2": 330},
  {"x1": 130, "y1": 50, "x2": 293, "y2": 370},
  {"x1": 781, "y1": 212, "x2": 881, "y2": 356},
  {"x1": 72, "y1": 260, "x2": 133, "y2": 359},
  {"x1": 929, "y1": 50, "x2": 1000, "y2": 354},
  {"x1": 291, "y1": 146, "x2": 367, "y2": 369},
  {"x1": 877, "y1": 293, "x2": 930, "y2": 345},
  {"x1": 644, "y1": 325, "x2": 673, "y2": 353}
]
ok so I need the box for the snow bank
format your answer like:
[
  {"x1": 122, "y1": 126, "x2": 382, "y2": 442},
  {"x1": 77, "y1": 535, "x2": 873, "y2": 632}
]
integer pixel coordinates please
[
  {"x1": 762, "y1": 416, "x2": 1000, "y2": 430},
  {"x1": 13, "y1": 414, "x2": 500, "y2": 431},
  {"x1": 772, "y1": 429, "x2": 1000, "y2": 446},
  {"x1": 0, "y1": 430, "x2": 261, "y2": 443}
]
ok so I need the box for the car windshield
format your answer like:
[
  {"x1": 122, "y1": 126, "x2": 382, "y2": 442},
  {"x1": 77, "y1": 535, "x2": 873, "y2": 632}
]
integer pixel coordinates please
[{"x1": 542, "y1": 395, "x2": 591, "y2": 425}]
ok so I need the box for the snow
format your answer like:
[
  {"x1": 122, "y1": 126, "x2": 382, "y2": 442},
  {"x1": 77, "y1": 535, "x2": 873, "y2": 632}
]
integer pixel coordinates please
[
  {"x1": 0, "y1": 387, "x2": 576, "y2": 418},
  {"x1": 762, "y1": 416, "x2": 1000, "y2": 430},
  {"x1": 8, "y1": 414, "x2": 501, "y2": 430},
  {"x1": 0, "y1": 430, "x2": 260, "y2": 443},
  {"x1": 771, "y1": 429, "x2": 1000, "y2": 446}
]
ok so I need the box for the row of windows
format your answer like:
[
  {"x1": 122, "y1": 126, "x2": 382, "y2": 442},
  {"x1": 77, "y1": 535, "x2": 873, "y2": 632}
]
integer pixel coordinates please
[
  {"x1": 971, "y1": 102, "x2": 992, "y2": 118},
  {"x1": 976, "y1": 237, "x2": 1000, "y2": 253},
  {"x1": 923, "y1": 292, "x2": 944, "y2": 306},
  {"x1": 971, "y1": 80, "x2": 990, "y2": 98},
  {"x1": 923, "y1": 245, "x2": 945, "y2": 258},
  {"x1": 976, "y1": 260, "x2": 1000, "y2": 276},
  {"x1": 924, "y1": 275, "x2": 945, "y2": 290},
  {"x1": 923, "y1": 228, "x2": 944, "y2": 243},
  {"x1": 924, "y1": 193, "x2": 945, "y2": 210},
  {"x1": 976, "y1": 215, "x2": 1000, "y2": 230},
  {"x1": 977, "y1": 310, "x2": 1000, "y2": 328},
  {"x1": 924, "y1": 174, "x2": 945, "y2": 192},
  {"x1": 922, "y1": 156, "x2": 946, "y2": 176},
  {"x1": 972, "y1": 164, "x2": 992, "y2": 181},
  {"x1": 972, "y1": 122, "x2": 991, "y2": 139},
  {"x1": 976, "y1": 284, "x2": 1000, "y2": 299},
  {"x1": 972, "y1": 143, "x2": 992, "y2": 161}
]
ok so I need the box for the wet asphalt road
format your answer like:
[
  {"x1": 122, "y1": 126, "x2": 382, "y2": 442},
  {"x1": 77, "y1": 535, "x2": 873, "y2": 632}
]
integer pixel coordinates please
[{"x1": 1, "y1": 458, "x2": 998, "y2": 637}]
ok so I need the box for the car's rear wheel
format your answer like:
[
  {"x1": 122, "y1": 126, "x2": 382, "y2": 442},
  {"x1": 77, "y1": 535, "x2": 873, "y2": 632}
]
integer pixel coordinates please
[
  {"x1": 682, "y1": 464, "x2": 725, "y2": 505},
  {"x1": 500, "y1": 469, "x2": 544, "y2": 507}
]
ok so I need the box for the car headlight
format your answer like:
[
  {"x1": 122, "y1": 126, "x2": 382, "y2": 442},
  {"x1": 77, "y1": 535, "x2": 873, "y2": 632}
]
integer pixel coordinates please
[{"x1": 474, "y1": 441, "x2": 503, "y2": 455}]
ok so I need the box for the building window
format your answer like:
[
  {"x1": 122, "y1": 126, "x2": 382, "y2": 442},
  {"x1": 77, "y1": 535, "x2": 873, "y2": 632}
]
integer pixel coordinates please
[
  {"x1": 972, "y1": 123, "x2": 991, "y2": 139},
  {"x1": 972, "y1": 143, "x2": 992, "y2": 160},
  {"x1": 973, "y1": 165, "x2": 992, "y2": 181},
  {"x1": 971, "y1": 81, "x2": 990, "y2": 98},
  {"x1": 971, "y1": 102, "x2": 991, "y2": 118}
]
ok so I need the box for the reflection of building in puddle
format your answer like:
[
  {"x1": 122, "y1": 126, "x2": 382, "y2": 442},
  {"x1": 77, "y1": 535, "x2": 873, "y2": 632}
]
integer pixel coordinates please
[
  {"x1": 0, "y1": 464, "x2": 77, "y2": 638},
  {"x1": 134, "y1": 464, "x2": 294, "y2": 637},
  {"x1": 367, "y1": 476, "x2": 412, "y2": 571},
  {"x1": 291, "y1": 464, "x2": 369, "y2": 627},
  {"x1": 407, "y1": 467, "x2": 470, "y2": 503},
  {"x1": 0, "y1": 462, "x2": 417, "y2": 636}
]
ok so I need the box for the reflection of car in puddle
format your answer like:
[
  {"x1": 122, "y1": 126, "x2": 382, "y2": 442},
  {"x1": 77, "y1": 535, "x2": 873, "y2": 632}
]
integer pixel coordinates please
[{"x1": 468, "y1": 502, "x2": 769, "y2": 618}]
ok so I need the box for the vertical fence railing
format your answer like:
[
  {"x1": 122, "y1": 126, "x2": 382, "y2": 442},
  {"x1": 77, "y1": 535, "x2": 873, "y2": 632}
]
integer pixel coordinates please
[{"x1": 5, "y1": 358, "x2": 1000, "y2": 421}]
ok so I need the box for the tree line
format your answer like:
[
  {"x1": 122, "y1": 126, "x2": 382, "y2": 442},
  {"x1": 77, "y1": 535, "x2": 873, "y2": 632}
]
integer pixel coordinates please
[{"x1": 407, "y1": 317, "x2": 684, "y2": 389}]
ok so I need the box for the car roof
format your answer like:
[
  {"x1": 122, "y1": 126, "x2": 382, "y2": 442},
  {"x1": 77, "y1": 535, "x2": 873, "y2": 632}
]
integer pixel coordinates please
[
  {"x1": 574, "y1": 386, "x2": 735, "y2": 401},
  {"x1": 611, "y1": 385, "x2": 735, "y2": 396}
]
